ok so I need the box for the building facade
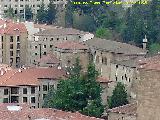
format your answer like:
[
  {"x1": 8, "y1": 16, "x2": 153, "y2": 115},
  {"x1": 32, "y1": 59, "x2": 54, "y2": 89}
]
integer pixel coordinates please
[
  {"x1": 0, "y1": 20, "x2": 28, "y2": 68},
  {"x1": 0, "y1": 0, "x2": 67, "y2": 18},
  {"x1": 0, "y1": 67, "x2": 66, "y2": 108}
]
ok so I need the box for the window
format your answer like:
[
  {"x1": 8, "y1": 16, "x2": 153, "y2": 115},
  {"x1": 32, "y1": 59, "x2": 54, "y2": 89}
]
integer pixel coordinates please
[
  {"x1": 10, "y1": 51, "x2": 13, "y2": 56},
  {"x1": 10, "y1": 36, "x2": 13, "y2": 42},
  {"x1": 43, "y1": 45, "x2": 46, "y2": 48},
  {"x1": 43, "y1": 94, "x2": 46, "y2": 100},
  {"x1": 122, "y1": 76, "x2": 123, "y2": 80},
  {"x1": 43, "y1": 85, "x2": 47, "y2": 91},
  {"x1": 50, "y1": 45, "x2": 53, "y2": 48},
  {"x1": 50, "y1": 38, "x2": 53, "y2": 41},
  {"x1": 116, "y1": 76, "x2": 118, "y2": 81},
  {"x1": 35, "y1": 53, "x2": 37, "y2": 55},
  {"x1": 3, "y1": 98, "x2": 8, "y2": 103},
  {"x1": 23, "y1": 97, "x2": 27, "y2": 103},
  {"x1": 43, "y1": 52, "x2": 46, "y2": 55},
  {"x1": 129, "y1": 78, "x2": 131, "y2": 82},
  {"x1": 4, "y1": 89, "x2": 8, "y2": 95},
  {"x1": 31, "y1": 97, "x2": 35, "y2": 103},
  {"x1": 10, "y1": 44, "x2": 13, "y2": 49},
  {"x1": 17, "y1": 43, "x2": 20, "y2": 49},
  {"x1": 11, "y1": 87, "x2": 19, "y2": 94},
  {"x1": 31, "y1": 87, "x2": 35, "y2": 94},
  {"x1": 116, "y1": 65, "x2": 118, "y2": 69},
  {"x1": 35, "y1": 46, "x2": 37, "y2": 49},
  {"x1": 23, "y1": 88, "x2": 27, "y2": 94},
  {"x1": 57, "y1": 38, "x2": 59, "y2": 41}
]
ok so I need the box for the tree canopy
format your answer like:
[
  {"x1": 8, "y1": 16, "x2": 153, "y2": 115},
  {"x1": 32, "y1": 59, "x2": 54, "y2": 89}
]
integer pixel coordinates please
[
  {"x1": 108, "y1": 82, "x2": 128, "y2": 109},
  {"x1": 43, "y1": 58, "x2": 104, "y2": 117}
]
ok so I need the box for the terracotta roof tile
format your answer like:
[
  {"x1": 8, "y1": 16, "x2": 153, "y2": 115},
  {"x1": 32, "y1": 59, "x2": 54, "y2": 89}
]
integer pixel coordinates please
[
  {"x1": 55, "y1": 41, "x2": 88, "y2": 50},
  {"x1": 36, "y1": 53, "x2": 60, "y2": 64},
  {"x1": 0, "y1": 21, "x2": 27, "y2": 35},
  {"x1": 108, "y1": 103, "x2": 137, "y2": 115},
  {"x1": 97, "y1": 76, "x2": 112, "y2": 83},
  {"x1": 0, "y1": 103, "x2": 104, "y2": 120},
  {"x1": 138, "y1": 55, "x2": 160, "y2": 70},
  {"x1": 0, "y1": 67, "x2": 66, "y2": 86}
]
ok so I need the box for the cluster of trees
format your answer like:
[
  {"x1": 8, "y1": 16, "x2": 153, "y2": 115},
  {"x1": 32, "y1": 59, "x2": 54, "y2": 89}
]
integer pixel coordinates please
[
  {"x1": 4, "y1": 0, "x2": 56, "y2": 24},
  {"x1": 43, "y1": 58, "x2": 129, "y2": 117},
  {"x1": 43, "y1": 58, "x2": 104, "y2": 117},
  {"x1": 65, "y1": 0, "x2": 160, "y2": 53}
]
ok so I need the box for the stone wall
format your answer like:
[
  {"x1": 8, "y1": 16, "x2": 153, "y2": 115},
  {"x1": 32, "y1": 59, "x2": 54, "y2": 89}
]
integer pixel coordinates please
[{"x1": 137, "y1": 69, "x2": 160, "y2": 120}]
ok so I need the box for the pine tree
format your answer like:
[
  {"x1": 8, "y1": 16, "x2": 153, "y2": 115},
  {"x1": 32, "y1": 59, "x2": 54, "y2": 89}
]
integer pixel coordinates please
[
  {"x1": 25, "y1": 5, "x2": 33, "y2": 20},
  {"x1": 4, "y1": 7, "x2": 14, "y2": 19},
  {"x1": 108, "y1": 82, "x2": 128, "y2": 109}
]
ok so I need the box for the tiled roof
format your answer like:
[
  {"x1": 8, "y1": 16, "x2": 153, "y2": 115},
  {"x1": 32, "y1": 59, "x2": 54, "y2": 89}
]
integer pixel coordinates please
[
  {"x1": 85, "y1": 38, "x2": 147, "y2": 55},
  {"x1": 0, "y1": 103, "x2": 104, "y2": 120},
  {"x1": 36, "y1": 53, "x2": 60, "y2": 64},
  {"x1": 0, "y1": 67, "x2": 66, "y2": 86},
  {"x1": 113, "y1": 57, "x2": 143, "y2": 68},
  {"x1": 108, "y1": 103, "x2": 137, "y2": 115},
  {"x1": 0, "y1": 21, "x2": 27, "y2": 35},
  {"x1": 34, "y1": 28, "x2": 86, "y2": 36},
  {"x1": 55, "y1": 41, "x2": 88, "y2": 50},
  {"x1": 97, "y1": 76, "x2": 112, "y2": 83},
  {"x1": 138, "y1": 55, "x2": 160, "y2": 70}
]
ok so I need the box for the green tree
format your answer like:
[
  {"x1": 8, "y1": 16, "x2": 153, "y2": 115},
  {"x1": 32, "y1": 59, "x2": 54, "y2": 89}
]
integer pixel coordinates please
[
  {"x1": 24, "y1": 5, "x2": 33, "y2": 20},
  {"x1": 36, "y1": 1, "x2": 47, "y2": 23},
  {"x1": 43, "y1": 59, "x2": 104, "y2": 117},
  {"x1": 96, "y1": 27, "x2": 113, "y2": 39},
  {"x1": 149, "y1": 43, "x2": 160, "y2": 54},
  {"x1": 4, "y1": 7, "x2": 14, "y2": 19},
  {"x1": 46, "y1": 0, "x2": 57, "y2": 24},
  {"x1": 108, "y1": 82, "x2": 128, "y2": 109}
]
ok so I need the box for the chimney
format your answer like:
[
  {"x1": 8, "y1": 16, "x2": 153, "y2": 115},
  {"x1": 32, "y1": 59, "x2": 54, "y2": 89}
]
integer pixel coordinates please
[{"x1": 142, "y1": 35, "x2": 148, "y2": 50}]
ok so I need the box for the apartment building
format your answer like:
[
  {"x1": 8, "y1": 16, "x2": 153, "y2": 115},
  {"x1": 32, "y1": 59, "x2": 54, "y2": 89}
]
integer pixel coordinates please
[
  {"x1": 28, "y1": 28, "x2": 92, "y2": 66},
  {"x1": 0, "y1": 67, "x2": 67, "y2": 108},
  {"x1": 0, "y1": 20, "x2": 28, "y2": 68},
  {"x1": 0, "y1": 0, "x2": 67, "y2": 18}
]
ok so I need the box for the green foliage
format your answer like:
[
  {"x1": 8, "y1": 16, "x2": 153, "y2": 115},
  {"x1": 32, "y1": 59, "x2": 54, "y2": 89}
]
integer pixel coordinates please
[
  {"x1": 36, "y1": 1, "x2": 47, "y2": 23},
  {"x1": 96, "y1": 28, "x2": 113, "y2": 39},
  {"x1": 25, "y1": 5, "x2": 33, "y2": 20},
  {"x1": 46, "y1": 0, "x2": 57, "y2": 24},
  {"x1": 43, "y1": 58, "x2": 104, "y2": 117},
  {"x1": 149, "y1": 43, "x2": 160, "y2": 54},
  {"x1": 65, "y1": 1, "x2": 74, "y2": 27},
  {"x1": 4, "y1": 7, "x2": 14, "y2": 19},
  {"x1": 73, "y1": 13, "x2": 96, "y2": 32},
  {"x1": 108, "y1": 82, "x2": 128, "y2": 109}
]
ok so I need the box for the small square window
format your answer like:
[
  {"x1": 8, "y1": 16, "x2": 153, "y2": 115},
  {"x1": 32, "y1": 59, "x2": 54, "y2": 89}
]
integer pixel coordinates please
[
  {"x1": 3, "y1": 98, "x2": 8, "y2": 103},
  {"x1": 23, "y1": 97, "x2": 27, "y2": 103},
  {"x1": 4, "y1": 89, "x2": 8, "y2": 95},
  {"x1": 43, "y1": 85, "x2": 47, "y2": 91},
  {"x1": 23, "y1": 88, "x2": 27, "y2": 94},
  {"x1": 31, "y1": 87, "x2": 35, "y2": 94},
  {"x1": 31, "y1": 97, "x2": 35, "y2": 103}
]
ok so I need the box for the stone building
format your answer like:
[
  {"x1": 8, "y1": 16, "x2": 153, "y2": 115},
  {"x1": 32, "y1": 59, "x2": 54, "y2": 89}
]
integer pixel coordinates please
[
  {"x1": 107, "y1": 103, "x2": 136, "y2": 120},
  {"x1": 85, "y1": 38, "x2": 146, "y2": 97},
  {"x1": 54, "y1": 41, "x2": 89, "y2": 71},
  {"x1": 0, "y1": 66, "x2": 66, "y2": 108},
  {"x1": 136, "y1": 55, "x2": 160, "y2": 120},
  {"x1": 28, "y1": 28, "x2": 93, "y2": 66},
  {"x1": 0, "y1": 20, "x2": 28, "y2": 68}
]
